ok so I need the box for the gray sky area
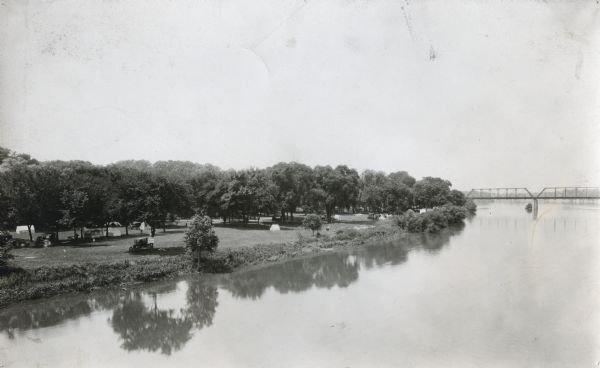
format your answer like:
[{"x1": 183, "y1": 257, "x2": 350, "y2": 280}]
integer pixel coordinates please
[{"x1": 1, "y1": 0, "x2": 599, "y2": 190}]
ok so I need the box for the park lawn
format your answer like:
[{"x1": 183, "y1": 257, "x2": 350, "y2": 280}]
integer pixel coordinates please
[{"x1": 9, "y1": 214, "x2": 378, "y2": 269}]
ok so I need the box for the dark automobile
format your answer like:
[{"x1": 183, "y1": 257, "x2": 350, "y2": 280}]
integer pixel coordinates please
[{"x1": 129, "y1": 237, "x2": 154, "y2": 253}]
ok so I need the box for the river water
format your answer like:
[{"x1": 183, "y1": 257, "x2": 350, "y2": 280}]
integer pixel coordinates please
[{"x1": 1, "y1": 202, "x2": 599, "y2": 367}]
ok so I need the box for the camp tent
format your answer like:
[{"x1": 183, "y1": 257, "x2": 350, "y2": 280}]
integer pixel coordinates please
[
  {"x1": 16, "y1": 225, "x2": 34, "y2": 234},
  {"x1": 140, "y1": 222, "x2": 152, "y2": 231}
]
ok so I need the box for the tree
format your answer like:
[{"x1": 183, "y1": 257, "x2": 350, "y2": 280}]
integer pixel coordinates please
[
  {"x1": 185, "y1": 215, "x2": 219, "y2": 269},
  {"x1": 359, "y1": 170, "x2": 388, "y2": 212},
  {"x1": 388, "y1": 171, "x2": 416, "y2": 187},
  {"x1": 0, "y1": 146, "x2": 11, "y2": 165},
  {"x1": 268, "y1": 162, "x2": 313, "y2": 222},
  {"x1": 447, "y1": 189, "x2": 467, "y2": 207},
  {"x1": 2, "y1": 164, "x2": 41, "y2": 241},
  {"x1": 302, "y1": 214, "x2": 322, "y2": 236},
  {"x1": 333, "y1": 165, "x2": 360, "y2": 212},
  {"x1": 384, "y1": 173, "x2": 414, "y2": 213},
  {"x1": 106, "y1": 168, "x2": 146, "y2": 236},
  {"x1": 413, "y1": 177, "x2": 452, "y2": 209},
  {"x1": 59, "y1": 189, "x2": 89, "y2": 239},
  {"x1": 138, "y1": 174, "x2": 190, "y2": 236},
  {"x1": 0, "y1": 230, "x2": 14, "y2": 269},
  {"x1": 35, "y1": 164, "x2": 64, "y2": 239}
]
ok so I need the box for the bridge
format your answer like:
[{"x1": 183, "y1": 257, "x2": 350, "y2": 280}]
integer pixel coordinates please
[{"x1": 466, "y1": 187, "x2": 600, "y2": 217}]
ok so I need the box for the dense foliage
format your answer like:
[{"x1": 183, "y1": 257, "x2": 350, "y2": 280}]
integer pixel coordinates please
[
  {"x1": 0, "y1": 146, "x2": 473, "y2": 238},
  {"x1": 185, "y1": 215, "x2": 219, "y2": 269},
  {"x1": 0, "y1": 231, "x2": 14, "y2": 269},
  {"x1": 302, "y1": 214, "x2": 322, "y2": 235},
  {"x1": 395, "y1": 202, "x2": 476, "y2": 233}
]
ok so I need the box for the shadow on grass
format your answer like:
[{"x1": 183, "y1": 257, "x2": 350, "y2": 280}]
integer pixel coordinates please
[
  {"x1": 334, "y1": 219, "x2": 380, "y2": 225},
  {"x1": 0, "y1": 266, "x2": 26, "y2": 277},
  {"x1": 127, "y1": 247, "x2": 186, "y2": 256}
]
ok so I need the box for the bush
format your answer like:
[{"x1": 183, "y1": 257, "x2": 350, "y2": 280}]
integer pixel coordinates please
[
  {"x1": 185, "y1": 215, "x2": 219, "y2": 270},
  {"x1": 422, "y1": 210, "x2": 448, "y2": 233},
  {"x1": 0, "y1": 231, "x2": 14, "y2": 269},
  {"x1": 407, "y1": 214, "x2": 427, "y2": 232},
  {"x1": 397, "y1": 205, "x2": 468, "y2": 234},
  {"x1": 335, "y1": 228, "x2": 361, "y2": 240},
  {"x1": 395, "y1": 209, "x2": 416, "y2": 229},
  {"x1": 302, "y1": 214, "x2": 322, "y2": 236},
  {"x1": 439, "y1": 204, "x2": 467, "y2": 224},
  {"x1": 464, "y1": 198, "x2": 477, "y2": 214}
]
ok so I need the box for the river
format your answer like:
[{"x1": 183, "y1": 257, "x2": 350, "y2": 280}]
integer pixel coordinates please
[{"x1": 1, "y1": 201, "x2": 599, "y2": 367}]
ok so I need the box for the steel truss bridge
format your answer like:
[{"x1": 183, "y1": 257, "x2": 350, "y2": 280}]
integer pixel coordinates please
[{"x1": 466, "y1": 187, "x2": 600, "y2": 217}]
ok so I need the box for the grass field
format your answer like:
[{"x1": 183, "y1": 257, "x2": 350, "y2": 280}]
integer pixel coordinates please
[{"x1": 9, "y1": 214, "x2": 379, "y2": 269}]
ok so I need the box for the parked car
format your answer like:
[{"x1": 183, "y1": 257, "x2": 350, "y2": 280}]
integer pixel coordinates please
[
  {"x1": 129, "y1": 237, "x2": 154, "y2": 253},
  {"x1": 35, "y1": 233, "x2": 57, "y2": 247}
]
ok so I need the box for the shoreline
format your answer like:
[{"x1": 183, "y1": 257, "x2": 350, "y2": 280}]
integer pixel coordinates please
[{"x1": 0, "y1": 223, "x2": 402, "y2": 308}]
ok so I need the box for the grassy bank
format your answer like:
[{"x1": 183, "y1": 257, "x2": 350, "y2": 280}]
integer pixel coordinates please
[
  {"x1": 0, "y1": 221, "x2": 400, "y2": 308},
  {"x1": 0, "y1": 257, "x2": 191, "y2": 308},
  {"x1": 9, "y1": 216, "x2": 372, "y2": 269}
]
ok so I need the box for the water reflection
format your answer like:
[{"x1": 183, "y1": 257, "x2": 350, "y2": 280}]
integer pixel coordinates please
[
  {"x1": 222, "y1": 252, "x2": 360, "y2": 300},
  {"x1": 0, "y1": 283, "x2": 219, "y2": 356},
  {"x1": 0, "y1": 293, "x2": 121, "y2": 339},
  {"x1": 109, "y1": 283, "x2": 219, "y2": 355},
  {"x1": 0, "y1": 225, "x2": 463, "y2": 355},
  {"x1": 221, "y1": 226, "x2": 464, "y2": 300},
  {"x1": 110, "y1": 292, "x2": 194, "y2": 355}
]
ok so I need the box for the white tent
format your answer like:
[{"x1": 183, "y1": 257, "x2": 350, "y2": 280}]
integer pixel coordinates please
[
  {"x1": 269, "y1": 224, "x2": 281, "y2": 231},
  {"x1": 16, "y1": 225, "x2": 34, "y2": 234},
  {"x1": 140, "y1": 222, "x2": 152, "y2": 231}
]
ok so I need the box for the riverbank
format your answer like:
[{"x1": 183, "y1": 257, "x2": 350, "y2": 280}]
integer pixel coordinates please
[{"x1": 0, "y1": 222, "x2": 401, "y2": 308}]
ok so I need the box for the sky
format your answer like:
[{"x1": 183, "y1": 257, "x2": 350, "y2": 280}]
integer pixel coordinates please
[{"x1": 0, "y1": 0, "x2": 599, "y2": 190}]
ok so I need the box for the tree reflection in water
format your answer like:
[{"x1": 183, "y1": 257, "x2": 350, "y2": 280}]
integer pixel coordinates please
[
  {"x1": 223, "y1": 252, "x2": 361, "y2": 300},
  {"x1": 109, "y1": 283, "x2": 218, "y2": 355},
  {"x1": 0, "y1": 225, "x2": 464, "y2": 354},
  {"x1": 110, "y1": 292, "x2": 194, "y2": 355},
  {"x1": 0, "y1": 292, "x2": 122, "y2": 339},
  {"x1": 223, "y1": 225, "x2": 464, "y2": 299}
]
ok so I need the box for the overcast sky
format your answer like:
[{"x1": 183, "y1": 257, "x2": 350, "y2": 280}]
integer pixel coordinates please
[{"x1": 1, "y1": 0, "x2": 599, "y2": 190}]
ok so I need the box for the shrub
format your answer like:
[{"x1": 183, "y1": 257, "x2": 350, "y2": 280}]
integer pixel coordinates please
[
  {"x1": 407, "y1": 214, "x2": 427, "y2": 232},
  {"x1": 335, "y1": 228, "x2": 361, "y2": 240},
  {"x1": 395, "y1": 209, "x2": 416, "y2": 229},
  {"x1": 302, "y1": 214, "x2": 322, "y2": 236},
  {"x1": 421, "y1": 210, "x2": 448, "y2": 233},
  {"x1": 439, "y1": 204, "x2": 467, "y2": 224},
  {"x1": 0, "y1": 231, "x2": 14, "y2": 269},
  {"x1": 185, "y1": 215, "x2": 219, "y2": 270},
  {"x1": 397, "y1": 206, "x2": 466, "y2": 233},
  {"x1": 464, "y1": 198, "x2": 477, "y2": 214}
]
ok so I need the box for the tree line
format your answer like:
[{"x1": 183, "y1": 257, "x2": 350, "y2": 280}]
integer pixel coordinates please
[{"x1": 0, "y1": 146, "x2": 470, "y2": 240}]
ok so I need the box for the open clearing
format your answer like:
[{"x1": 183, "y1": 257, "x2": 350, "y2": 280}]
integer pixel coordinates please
[{"x1": 10, "y1": 215, "x2": 380, "y2": 268}]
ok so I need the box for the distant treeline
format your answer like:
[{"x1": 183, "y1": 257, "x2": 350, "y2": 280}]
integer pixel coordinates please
[{"x1": 0, "y1": 146, "x2": 471, "y2": 240}]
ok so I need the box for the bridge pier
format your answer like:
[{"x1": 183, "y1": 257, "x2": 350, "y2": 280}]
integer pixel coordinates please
[{"x1": 533, "y1": 198, "x2": 538, "y2": 219}]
